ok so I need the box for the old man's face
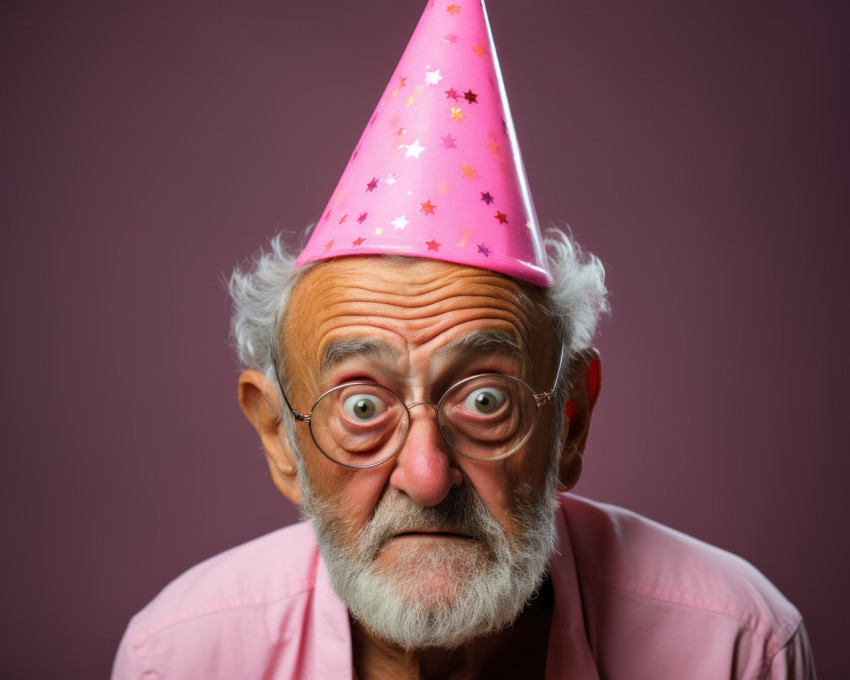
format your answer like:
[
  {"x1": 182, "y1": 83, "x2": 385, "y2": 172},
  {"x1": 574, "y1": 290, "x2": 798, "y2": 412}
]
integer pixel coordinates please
[{"x1": 279, "y1": 257, "x2": 565, "y2": 647}]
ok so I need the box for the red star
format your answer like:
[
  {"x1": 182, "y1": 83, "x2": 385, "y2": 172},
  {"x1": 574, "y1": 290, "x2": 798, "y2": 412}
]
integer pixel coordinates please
[
  {"x1": 440, "y1": 134, "x2": 457, "y2": 149},
  {"x1": 338, "y1": 214, "x2": 348, "y2": 224},
  {"x1": 477, "y1": 243, "x2": 490, "y2": 257},
  {"x1": 494, "y1": 211, "x2": 508, "y2": 224},
  {"x1": 480, "y1": 191, "x2": 494, "y2": 205},
  {"x1": 420, "y1": 199, "x2": 436, "y2": 215},
  {"x1": 352, "y1": 237, "x2": 365, "y2": 247},
  {"x1": 463, "y1": 89, "x2": 478, "y2": 104},
  {"x1": 426, "y1": 239, "x2": 441, "y2": 251},
  {"x1": 444, "y1": 88, "x2": 460, "y2": 101},
  {"x1": 446, "y1": 3, "x2": 461, "y2": 15},
  {"x1": 366, "y1": 177, "x2": 379, "y2": 192},
  {"x1": 357, "y1": 212, "x2": 368, "y2": 223}
]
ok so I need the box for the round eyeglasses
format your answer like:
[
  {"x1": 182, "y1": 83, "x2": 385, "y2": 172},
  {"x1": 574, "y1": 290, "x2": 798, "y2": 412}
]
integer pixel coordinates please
[{"x1": 275, "y1": 350, "x2": 564, "y2": 469}]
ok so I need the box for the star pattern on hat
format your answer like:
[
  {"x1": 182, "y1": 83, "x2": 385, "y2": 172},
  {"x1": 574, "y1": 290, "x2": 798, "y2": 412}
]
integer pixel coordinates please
[
  {"x1": 450, "y1": 107, "x2": 464, "y2": 123},
  {"x1": 420, "y1": 199, "x2": 436, "y2": 215},
  {"x1": 338, "y1": 213, "x2": 348, "y2": 224},
  {"x1": 404, "y1": 96, "x2": 416, "y2": 108},
  {"x1": 324, "y1": 240, "x2": 334, "y2": 252},
  {"x1": 463, "y1": 89, "x2": 478, "y2": 104},
  {"x1": 357, "y1": 211, "x2": 368, "y2": 223},
  {"x1": 426, "y1": 239, "x2": 441, "y2": 251},
  {"x1": 424, "y1": 68, "x2": 442, "y2": 85},
  {"x1": 352, "y1": 236, "x2": 365, "y2": 246},
  {"x1": 404, "y1": 140, "x2": 425, "y2": 158},
  {"x1": 392, "y1": 215, "x2": 410, "y2": 230},
  {"x1": 440, "y1": 134, "x2": 457, "y2": 149},
  {"x1": 477, "y1": 243, "x2": 490, "y2": 256},
  {"x1": 472, "y1": 43, "x2": 486, "y2": 57},
  {"x1": 446, "y1": 3, "x2": 461, "y2": 15},
  {"x1": 385, "y1": 173, "x2": 399, "y2": 185},
  {"x1": 445, "y1": 88, "x2": 460, "y2": 101},
  {"x1": 481, "y1": 191, "x2": 494, "y2": 205},
  {"x1": 460, "y1": 163, "x2": 477, "y2": 178},
  {"x1": 444, "y1": 32, "x2": 458, "y2": 44},
  {"x1": 494, "y1": 210, "x2": 508, "y2": 224},
  {"x1": 366, "y1": 177, "x2": 379, "y2": 192}
]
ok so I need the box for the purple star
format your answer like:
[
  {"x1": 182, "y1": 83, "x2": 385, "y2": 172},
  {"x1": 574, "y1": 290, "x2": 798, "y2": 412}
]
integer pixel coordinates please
[
  {"x1": 440, "y1": 134, "x2": 457, "y2": 149},
  {"x1": 480, "y1": 191, "x2": 494, "y2": 205},
  {"x1": 477, "y1": 243, "x2": 490, "y2": 257}
]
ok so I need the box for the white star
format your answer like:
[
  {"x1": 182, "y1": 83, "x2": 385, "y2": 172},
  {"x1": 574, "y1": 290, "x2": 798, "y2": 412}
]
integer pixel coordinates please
[
  {"x1": 424, "y1": 68, "x2": 443, "y2": 85},
  {"x1": 404, "y1": 139, "x2": 425, "y2": 159},
  {"x1": 392, "y1": 215, "x2": 410, "y2": 230},
  {"x1": 385, "y1": 173, "x2": 398, "y2": 185}
]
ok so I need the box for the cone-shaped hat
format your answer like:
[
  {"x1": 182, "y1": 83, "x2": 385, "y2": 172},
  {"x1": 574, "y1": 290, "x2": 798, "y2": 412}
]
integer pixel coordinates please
[{"x1": 296, "y1": 0, "x2": 552, "y2": 286}]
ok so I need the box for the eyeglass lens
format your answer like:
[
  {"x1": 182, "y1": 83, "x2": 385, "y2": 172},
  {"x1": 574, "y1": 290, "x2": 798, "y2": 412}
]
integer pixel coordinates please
[{"x1": 307, "y1": 376, "x2": 540, "y2": 468}]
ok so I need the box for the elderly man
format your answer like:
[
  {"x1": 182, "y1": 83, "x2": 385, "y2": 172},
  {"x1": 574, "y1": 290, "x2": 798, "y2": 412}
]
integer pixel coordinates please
[{"x1": 114, "y1": 2, "x2": 814, "y2": 678}]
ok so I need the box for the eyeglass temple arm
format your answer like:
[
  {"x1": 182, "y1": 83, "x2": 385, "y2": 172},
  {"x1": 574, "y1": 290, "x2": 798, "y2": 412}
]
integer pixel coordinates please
[
  {"x1": 271, "y1": 354, "x2": 311, "y2": 423},
  {"x1": 534, "y1": 345, "x2": 566, "y2": 407}
]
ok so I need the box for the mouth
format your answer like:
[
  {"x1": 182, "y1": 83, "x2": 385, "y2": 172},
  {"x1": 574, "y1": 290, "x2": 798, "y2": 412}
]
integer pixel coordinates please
[{"x1": 394, "y1": 527, "x2": 474, "y2": 540}]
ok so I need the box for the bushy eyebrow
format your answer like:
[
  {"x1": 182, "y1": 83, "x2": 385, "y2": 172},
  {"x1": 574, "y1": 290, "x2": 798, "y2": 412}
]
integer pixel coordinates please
[
  {"x1": 318, "y1": 330, "x2": 524, "y2": 382},
  {"x1": 435, "y1": 329, "x2": 523, "y2": 362},
  {"x1": 319, "y1": 339, "x2": 397, "y2": 380}
]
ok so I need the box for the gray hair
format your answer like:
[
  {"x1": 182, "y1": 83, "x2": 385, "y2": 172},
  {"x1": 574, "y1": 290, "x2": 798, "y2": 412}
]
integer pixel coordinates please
[{"x1": 228, "y1": 229, "x2": 608, "y2": 459}]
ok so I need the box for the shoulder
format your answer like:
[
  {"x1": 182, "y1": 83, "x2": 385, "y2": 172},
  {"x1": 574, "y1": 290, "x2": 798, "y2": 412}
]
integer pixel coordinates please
[
  {"x1": 129, "y1": 520, "x2": 320, "y2": 639},
  {"x1": 113, "y1": 521, "x2": 334, "y2": 678},
  {"x1": 557, "y1": 494, "x2": 808, "y2": 674}
]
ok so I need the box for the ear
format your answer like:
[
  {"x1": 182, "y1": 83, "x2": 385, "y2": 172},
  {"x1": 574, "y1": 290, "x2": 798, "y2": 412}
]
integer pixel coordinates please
[
  {"x1": 237, "y1": 370, "x2": 303, "y2": 505},
  {"x1": 558, "y1": 349, "x2": 602, "y2": 491}
]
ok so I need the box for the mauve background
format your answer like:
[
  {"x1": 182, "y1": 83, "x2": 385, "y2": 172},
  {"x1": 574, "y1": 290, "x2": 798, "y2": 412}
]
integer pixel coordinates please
[{"x1": 2, "y1": 0, "x2": 847, "y2": 677}]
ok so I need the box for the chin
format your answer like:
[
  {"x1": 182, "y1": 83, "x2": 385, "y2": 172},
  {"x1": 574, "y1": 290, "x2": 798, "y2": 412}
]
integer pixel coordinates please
[{"x1": 376, "y1": 536, "x2": 491, "y2": 607}]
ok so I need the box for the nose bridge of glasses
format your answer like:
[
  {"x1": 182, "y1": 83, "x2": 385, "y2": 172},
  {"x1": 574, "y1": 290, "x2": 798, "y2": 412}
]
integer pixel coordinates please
[{"x1": 405, "y1": 399, "x2": 438, "y2": 412}]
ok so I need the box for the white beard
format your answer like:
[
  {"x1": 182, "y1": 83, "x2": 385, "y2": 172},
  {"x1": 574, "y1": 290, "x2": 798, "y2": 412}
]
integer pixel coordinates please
[{"x1": 299, "y1": 472, "x2": 558, "y2": 651}]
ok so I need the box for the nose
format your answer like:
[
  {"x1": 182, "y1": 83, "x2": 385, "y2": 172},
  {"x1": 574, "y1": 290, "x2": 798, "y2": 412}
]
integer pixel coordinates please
[{"x1": 388, "y1": 403, "x2": 463, "y2": 507}]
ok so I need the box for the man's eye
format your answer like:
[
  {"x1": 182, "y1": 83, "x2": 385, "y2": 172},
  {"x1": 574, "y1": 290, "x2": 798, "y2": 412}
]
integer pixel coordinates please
[
  {"x1": 342, "y1": 394, "x2": 383, "y2": 421},
  {"x1": 464, "y1": 387, "x2": 506, "y2": 414}
]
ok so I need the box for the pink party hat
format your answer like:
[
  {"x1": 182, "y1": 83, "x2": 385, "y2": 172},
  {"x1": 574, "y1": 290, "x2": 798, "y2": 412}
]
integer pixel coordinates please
[{"x1": 296, "y1": 0, "x2": 552, "y2": 287}]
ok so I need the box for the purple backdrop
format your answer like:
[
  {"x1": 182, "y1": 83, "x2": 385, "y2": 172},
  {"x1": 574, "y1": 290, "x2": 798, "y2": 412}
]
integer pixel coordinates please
[{"x1": 2, "y1": 1, "x2": 847, "y2": 676}]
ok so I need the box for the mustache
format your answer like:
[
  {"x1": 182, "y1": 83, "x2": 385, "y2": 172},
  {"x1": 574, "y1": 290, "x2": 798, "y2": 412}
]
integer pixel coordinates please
[{"x1": 356, "y1": 484, "x2": 502, "y2": 560}]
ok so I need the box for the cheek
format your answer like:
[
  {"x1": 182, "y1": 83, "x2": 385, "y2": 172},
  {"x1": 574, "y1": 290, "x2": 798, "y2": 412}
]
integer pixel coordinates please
[
  {"x1": 303, "y1": 450, "x2": 391, "y2": 524},
  {"x1": 460, "y1": 418, "x2": 556, "y2": 523}
]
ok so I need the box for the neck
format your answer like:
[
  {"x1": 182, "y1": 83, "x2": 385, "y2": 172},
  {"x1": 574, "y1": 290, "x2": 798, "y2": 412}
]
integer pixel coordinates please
[{"x1": 352, "y1": 575, "x2": 554, "y2": 680}]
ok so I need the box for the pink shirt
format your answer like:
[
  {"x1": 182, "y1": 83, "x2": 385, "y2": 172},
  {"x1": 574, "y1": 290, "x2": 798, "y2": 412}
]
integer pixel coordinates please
[{"x1": 113, "y1": 494, "x2": 815, "y2": 678}]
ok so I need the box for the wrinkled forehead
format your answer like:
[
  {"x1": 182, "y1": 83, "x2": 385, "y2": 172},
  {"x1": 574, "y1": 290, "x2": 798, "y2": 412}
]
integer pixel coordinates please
[{"x1": 281, "y1": 256, "x2": 555, "y2": 377}]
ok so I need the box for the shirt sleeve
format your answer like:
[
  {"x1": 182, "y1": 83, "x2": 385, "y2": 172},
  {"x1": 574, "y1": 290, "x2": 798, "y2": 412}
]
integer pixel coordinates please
[{"x1": 768, "y1": 622, "x2": 817, "y2": 679}]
